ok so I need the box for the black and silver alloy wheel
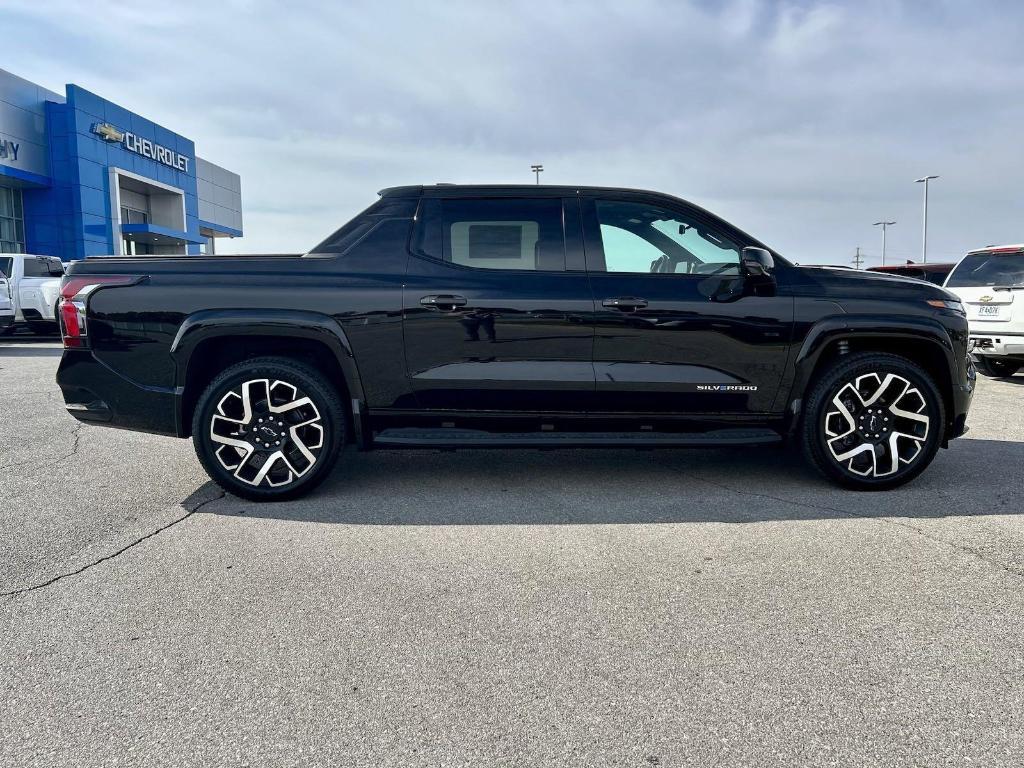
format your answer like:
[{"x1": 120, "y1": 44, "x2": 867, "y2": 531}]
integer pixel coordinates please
[
  {"x1": 210, "y1": 378, "x2": 325, "y2": 488},
  {"x1": 802, "y1": 352, "x2": 944, "y2": 490},
  {"x1": 823, "y1": 372, "x2": 929, "y2": 478},
  {"x1": 193, "y1": 357, "x2": 344, "y2": 501}
]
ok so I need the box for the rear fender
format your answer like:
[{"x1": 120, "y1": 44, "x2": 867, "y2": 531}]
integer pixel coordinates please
[{"x1": 170, "y1": 308, "x2": 366, "y2": 431}]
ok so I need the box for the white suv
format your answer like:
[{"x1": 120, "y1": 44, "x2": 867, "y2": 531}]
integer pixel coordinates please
[{"x1": 943, "y1": 244, "x2": 1024, "y2": 377}]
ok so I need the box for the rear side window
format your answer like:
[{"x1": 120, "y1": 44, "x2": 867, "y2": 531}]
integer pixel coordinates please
[
  {"x1": 947, "y1": 251, "x2": 1024, "y2": 287},
  {"x1": 22, "y1": 257, "x2": 51, "y2": 277},
  {"x1": 415, "y1": 198, "x2": 565, "y2": 271},
  {"x1": 310, "y1": 198, "x2": 417, "y2": 255},
  {"x1": 0, "y1": 257, "x2": 11, "y2": 278}
]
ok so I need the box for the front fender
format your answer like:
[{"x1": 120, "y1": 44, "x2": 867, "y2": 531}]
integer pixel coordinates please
[{"x1": 785, "y1": 314, "x2": 958, "y2": 417}]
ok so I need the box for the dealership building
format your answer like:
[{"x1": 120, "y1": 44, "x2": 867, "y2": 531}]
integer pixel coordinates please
[{"x1": 0, "y1": 67, "x2": 242, "y2": 260}]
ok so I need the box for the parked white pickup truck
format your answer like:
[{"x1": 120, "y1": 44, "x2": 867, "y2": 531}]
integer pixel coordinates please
[
  {"x1": 0, "y1": 271, "x2": 13, "y2": 332},
  {"x1": 0, "y1": 253, "x2": 64, "y2": 334}
]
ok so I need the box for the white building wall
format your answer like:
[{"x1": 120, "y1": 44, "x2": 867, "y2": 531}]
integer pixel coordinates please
[{"x1": 196, "y1": 157, "x2": 243, "y2": 234}]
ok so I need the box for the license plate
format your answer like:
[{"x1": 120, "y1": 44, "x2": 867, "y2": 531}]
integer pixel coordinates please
[{"x1": 977, "y1": 305, "x2": 1001, "y2": 317}]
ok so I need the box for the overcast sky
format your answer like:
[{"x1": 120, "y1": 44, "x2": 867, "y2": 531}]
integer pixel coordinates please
[{"x1": 3, "y1": 0, "x2": 1022, "y2": 264}]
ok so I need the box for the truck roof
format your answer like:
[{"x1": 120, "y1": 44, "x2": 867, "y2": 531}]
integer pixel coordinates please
[{"x1": 378, "y1": 184, "x2": 683, "y2": 198}]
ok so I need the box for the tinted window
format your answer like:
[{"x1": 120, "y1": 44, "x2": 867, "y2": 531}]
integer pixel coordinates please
[
  {"x1": 947, "y1": 252, "x2": 1024, "y2": 288},
  {"x1": 23, "y1": 257, "x2": 51, "y2": 277},
  {"x1": 310, "y1": 198, "x2": 417, "y2": 255},
  {"x1": 0, "y1": 256, "x2": 11, "y2": 278},
  {"x1": 416, "y1": 198, "x2": 565, "y2": 271},
  {"x1": 595, "y1": 199, "x2": 741, "y2": 275}
]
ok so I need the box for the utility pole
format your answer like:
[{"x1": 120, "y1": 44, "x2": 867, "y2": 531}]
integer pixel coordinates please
[
  {"x1": 915, "y1": 175, "x2": 939, "y2": 263},
  {"x1": 873, "y1": 220, "x2": 896, "y2": 265},
  {"x1": 531, "y1": 164, "x2": 544, "y2": 184},
  {"x1": 852, "y1": 247, "x2": 865, "y2": 270}
]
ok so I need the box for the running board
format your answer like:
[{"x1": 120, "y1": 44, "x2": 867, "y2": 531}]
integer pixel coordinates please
[{"x1": 371, "y1": 427, "x2": 782, "y2": 449}]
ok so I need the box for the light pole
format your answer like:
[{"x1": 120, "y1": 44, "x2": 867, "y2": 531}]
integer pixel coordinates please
[
  {"x1": 915, "y1": 175, "x2": 939, "y2": 263},
  {"x1": 873, "y1": 220, "x2": 896, "y2": 265},
  {"x1": 531, "y1": 164, "x2": 544, "y2": 184}
]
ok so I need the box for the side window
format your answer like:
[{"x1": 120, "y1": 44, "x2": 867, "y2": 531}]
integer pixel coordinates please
[
  {"x1": 594, "y1": 199, "x2": 741, "y2": 275},
  {"x1": 310, "y1": 198, "x2": 417, "y2": 255},
  {"x1": 23, "y1": 257, "x2": 50, "y2": 277},
  {"x1": 416, "y1": 198, "x2": 565, "y2": 271},
  {"x1": 0, "y1": 257, "x2": 12, "y2": 278}
]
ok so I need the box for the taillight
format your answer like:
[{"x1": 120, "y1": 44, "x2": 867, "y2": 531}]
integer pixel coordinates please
[{"x1": 59, "y1": 275, "x2": 138, "y2": 349}]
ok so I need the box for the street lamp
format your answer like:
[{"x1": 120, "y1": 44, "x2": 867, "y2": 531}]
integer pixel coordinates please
[
  {"x1": 531, "y1": 164, "x2": 544, "y2": 184},
  {"x1": 874, "y1": 220, "x2": 896, "y2": 265},
  {"x1": 915, "y1": 175, "x2": 939, "y2": 263}
]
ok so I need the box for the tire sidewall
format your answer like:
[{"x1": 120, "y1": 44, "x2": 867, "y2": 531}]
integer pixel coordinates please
[
  {"x1": 192, "y1": 359, "x2": 344, "y2": 501},
  {"x1": 803, "y1": 353, "x2": 945, "y2": 490}
]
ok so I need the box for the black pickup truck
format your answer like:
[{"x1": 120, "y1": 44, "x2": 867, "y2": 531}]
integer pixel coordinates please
[{"x1": 56, "y1": 185, "x2": 974, "y2": 500}]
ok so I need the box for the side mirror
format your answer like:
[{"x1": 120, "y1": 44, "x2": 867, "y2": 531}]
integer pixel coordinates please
[{"x1": 741, "y1": 247, "x2": 774, "y2": 277}]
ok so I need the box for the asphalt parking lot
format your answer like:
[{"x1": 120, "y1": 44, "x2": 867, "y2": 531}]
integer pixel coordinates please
[{"x1": 2, "y1": 339, "x2": 1024, "y2": 767}]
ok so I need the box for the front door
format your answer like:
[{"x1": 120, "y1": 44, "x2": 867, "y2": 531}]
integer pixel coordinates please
[
  {"x1": 583, "y1": 195, "x2": 794, "y2": 415},
  {"x1": 403, "y1": 195, "x2": 595, "y2": 412}
]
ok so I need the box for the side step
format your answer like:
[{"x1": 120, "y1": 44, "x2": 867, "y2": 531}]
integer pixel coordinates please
[{"x1": 372, "y1": 427, "x2": 782, "y2": 449}]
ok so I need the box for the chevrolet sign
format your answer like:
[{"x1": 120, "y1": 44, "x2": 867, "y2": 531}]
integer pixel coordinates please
[{"x1": 91, "y1": 122, "x2": 190, "y2": 173}]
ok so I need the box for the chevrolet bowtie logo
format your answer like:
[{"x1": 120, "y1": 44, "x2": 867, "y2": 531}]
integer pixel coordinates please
[
  {"x1": 980, "y1": 295, "x2": 994, "y2": 303},
  {"x1": 91, "y1": 122, "x2": 125, "y2": 143}
]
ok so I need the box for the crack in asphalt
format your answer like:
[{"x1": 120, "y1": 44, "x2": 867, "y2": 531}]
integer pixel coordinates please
[
  {"x1": 0, "y1": 418, "x2": 82, "y2": 474},
  {"x1": 683, "y1": 470, "x2": 1024, "y2": 583},
  {"x1": 1, "y1": 490, "x2": 226, "y2": 599}
]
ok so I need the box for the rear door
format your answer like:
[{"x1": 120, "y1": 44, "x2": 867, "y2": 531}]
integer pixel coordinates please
[
  {"x1": 583, "y1": 194, "x2": 793, "y2": 415},
  {"x1": 403, "y1": 194, "x2": 595, "y2": 412}
]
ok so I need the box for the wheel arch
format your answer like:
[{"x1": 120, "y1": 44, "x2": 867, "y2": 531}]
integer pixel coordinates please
[
  {"x1": 786, "y1": 317, "x2": 957, "y2": 440},
  {"x1": 171, "y1": 309, "x2": 365, "y2": 438}
]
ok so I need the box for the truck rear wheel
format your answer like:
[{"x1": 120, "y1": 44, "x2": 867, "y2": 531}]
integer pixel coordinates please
[
  {"x1": 801, "y1": 352, "x2": 944, "y2": 490},
  {"x1": 192, "y1": 356, "x2": 345, "y2": 501}
]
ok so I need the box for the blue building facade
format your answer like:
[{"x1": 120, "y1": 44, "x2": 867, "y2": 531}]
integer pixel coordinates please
[{"x1": 0, "y1": 68, "x2": 242, "y2": 260}]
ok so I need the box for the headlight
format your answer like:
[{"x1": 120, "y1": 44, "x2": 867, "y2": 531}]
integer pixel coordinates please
[{"x1": 927, "y1": 299, "x2": 965, "y2": 315}]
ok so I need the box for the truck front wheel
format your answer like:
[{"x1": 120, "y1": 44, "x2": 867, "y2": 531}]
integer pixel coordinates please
[
  {"x1": 192, "y1": 356, "x2": 345, "y2": 501},
  {"x1": 801, "y1": 352, "x2": 945, "y2": 490}
]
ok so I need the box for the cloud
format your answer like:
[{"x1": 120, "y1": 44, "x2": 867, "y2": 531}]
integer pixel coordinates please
[{"x1": 2, "y1": 0, "x2": 1023, "y2": 264}]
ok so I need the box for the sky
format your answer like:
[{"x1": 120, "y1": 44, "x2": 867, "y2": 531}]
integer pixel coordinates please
[{"x1": 2, "y1": 0, "x2": 1023, "y2": 265}]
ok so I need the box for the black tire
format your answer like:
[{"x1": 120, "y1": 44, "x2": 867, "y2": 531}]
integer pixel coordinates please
[
  {"x1": 192, "y1": 356, "x2": 345, "y2": 502},
  {"x1": 974, "y1": 356, "x2": 1020, "y2": 378},
  {"x1": 801, "y1": 352, "x2": 945, "y2": 490}
]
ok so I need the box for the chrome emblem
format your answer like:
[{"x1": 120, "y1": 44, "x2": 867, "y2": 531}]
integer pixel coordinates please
[
  {"x1": 980, "y1": 295, "x2": 994, "y2": 303},
  {"x1": 91, "y1": 122, "x2": 125, "y2": 143}
]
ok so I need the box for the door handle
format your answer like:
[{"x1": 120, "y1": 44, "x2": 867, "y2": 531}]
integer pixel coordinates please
[
  {"x1": 420, "y1": 294, "x2": 468, "y2": 310},
  {"x1": 602, "y1": 296, "x2": 648, "y2": 310}
]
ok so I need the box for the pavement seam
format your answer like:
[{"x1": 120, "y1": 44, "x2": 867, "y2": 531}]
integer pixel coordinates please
[
  {"x1": 0, "y1": 490, "x2": 226, "y2": 599},
  {"x1": 684, "y1": 469, "x2": 1024, "y2": 582}
]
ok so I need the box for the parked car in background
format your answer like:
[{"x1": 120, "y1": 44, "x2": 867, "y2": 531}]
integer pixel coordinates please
[
  {"x1": 0, "y1": 253, "x2": 64, "y2": 334},
  {"x1": 0, "y1": 271, "x2": 13, "y2": 333},
  {"x1": 943, "y1": 244, "x2": 1024, "y2": 377},
  {"x1": 869, "y1": 262, "x2": 956, "y2": 285}
]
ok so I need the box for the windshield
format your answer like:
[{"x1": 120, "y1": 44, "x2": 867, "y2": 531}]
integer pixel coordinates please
[{"x1": 946, "y1": 252, "x2": 1024, "y2": 288}]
